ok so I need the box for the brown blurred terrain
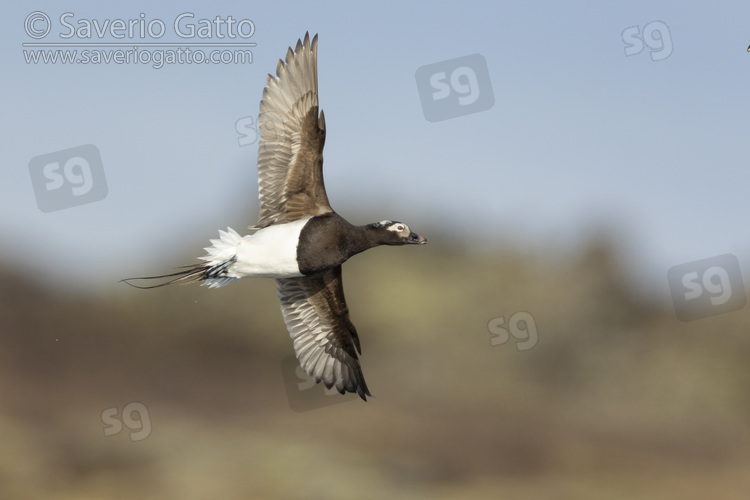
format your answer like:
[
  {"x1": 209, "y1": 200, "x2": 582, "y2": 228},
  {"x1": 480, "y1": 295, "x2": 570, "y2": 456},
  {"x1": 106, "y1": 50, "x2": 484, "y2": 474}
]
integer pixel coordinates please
[{"x1": 1, "y1": 238, "x2": 750, "y2": 499}]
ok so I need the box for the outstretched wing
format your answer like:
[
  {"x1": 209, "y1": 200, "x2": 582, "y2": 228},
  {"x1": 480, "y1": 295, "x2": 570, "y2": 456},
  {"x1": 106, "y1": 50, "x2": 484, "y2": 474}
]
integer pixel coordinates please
[
  {"x1": 276, "y1": 266, "x2": 371, "y2": 401},
  {"x1": 255, "y1": 32, "x2": 332, "y2": 229}
]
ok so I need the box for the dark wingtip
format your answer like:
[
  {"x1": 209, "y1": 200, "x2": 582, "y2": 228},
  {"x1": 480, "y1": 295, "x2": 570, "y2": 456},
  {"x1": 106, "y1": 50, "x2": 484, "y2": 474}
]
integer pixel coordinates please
[
  {"x1": 357, "y1": 388, "x2": 373, "y2": 402},
  {"x1": 356, "y1": 374, "x2": 372, "y2": 402}
]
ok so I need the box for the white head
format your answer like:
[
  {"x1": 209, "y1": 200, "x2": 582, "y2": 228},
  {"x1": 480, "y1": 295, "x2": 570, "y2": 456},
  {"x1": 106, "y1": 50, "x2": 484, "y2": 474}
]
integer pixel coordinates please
[{"x1": 370, "y1": 220, "x2": 426, "y2": 245}]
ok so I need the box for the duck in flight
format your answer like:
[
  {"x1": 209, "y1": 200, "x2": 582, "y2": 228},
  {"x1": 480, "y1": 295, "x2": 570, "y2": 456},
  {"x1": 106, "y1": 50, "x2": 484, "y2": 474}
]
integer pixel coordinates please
[{"x1": 124, "y1": 33, "x2": 426, "y2": 401}]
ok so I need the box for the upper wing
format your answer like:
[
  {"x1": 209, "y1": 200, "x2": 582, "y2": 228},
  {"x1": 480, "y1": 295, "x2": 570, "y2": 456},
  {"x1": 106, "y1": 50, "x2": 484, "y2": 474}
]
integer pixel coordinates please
[
  {"x1": 255, "y1": 32, "x2": 332, "y2": 229},
  {"x1": 276, "y1": 266, "x2": 371, "y2": 401}
]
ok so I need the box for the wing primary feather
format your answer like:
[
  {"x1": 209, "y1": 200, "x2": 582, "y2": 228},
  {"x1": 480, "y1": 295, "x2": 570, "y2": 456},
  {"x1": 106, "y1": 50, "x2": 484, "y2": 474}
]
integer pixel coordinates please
[
  {"x1": 276, "y1": 268, "x2": 371, "y2": 401},
  {"x1": 254, "y1": 33, "x2": 332, "y2": 229}
]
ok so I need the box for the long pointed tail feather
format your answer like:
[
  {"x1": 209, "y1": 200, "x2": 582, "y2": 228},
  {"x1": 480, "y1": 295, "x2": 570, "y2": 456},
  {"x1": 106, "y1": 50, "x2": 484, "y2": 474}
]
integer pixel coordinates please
[
  {"x1": 119, "y1": 264, "x2": 213, "y2": 289},
  {"x1": 121, "y1": 228, "x2": 242, "y2": 289}
]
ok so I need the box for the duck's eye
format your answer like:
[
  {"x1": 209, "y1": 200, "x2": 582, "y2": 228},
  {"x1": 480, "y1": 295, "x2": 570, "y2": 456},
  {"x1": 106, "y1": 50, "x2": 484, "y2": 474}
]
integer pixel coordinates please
[{"x1": 396, "y1": 225, "x2": 405, "y2": 232}]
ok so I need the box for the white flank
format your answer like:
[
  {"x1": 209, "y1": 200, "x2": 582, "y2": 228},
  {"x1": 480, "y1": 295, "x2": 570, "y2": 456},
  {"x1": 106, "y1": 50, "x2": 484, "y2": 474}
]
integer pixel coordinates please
[{"x1": 199, "y1": 218, "x2": 310, "y2": 286}]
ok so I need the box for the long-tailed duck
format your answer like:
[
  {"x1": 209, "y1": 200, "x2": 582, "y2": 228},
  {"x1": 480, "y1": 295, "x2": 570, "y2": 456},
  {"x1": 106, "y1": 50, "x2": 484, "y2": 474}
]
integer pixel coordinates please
[{"x1": 124, "y1": 33, "x2": 426, "y2": 401}]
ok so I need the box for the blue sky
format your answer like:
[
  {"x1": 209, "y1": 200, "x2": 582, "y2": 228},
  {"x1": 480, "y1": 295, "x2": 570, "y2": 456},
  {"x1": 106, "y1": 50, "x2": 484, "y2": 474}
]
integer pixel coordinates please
[{"x1": 2, "y1": 1, "x2": 750, "y2": 302}]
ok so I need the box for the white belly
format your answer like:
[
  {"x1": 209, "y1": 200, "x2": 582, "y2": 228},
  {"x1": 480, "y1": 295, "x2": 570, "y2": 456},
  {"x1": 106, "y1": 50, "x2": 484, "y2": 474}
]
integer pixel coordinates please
[{"x1": 229, "y1": 217, "x2": 310, "y2": 278}]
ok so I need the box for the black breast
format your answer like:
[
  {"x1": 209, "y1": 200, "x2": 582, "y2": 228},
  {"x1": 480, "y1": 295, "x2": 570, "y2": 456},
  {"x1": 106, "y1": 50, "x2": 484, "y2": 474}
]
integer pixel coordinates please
[{"x1": 296, "y1": 213, "x2": 359, "y2": 275}]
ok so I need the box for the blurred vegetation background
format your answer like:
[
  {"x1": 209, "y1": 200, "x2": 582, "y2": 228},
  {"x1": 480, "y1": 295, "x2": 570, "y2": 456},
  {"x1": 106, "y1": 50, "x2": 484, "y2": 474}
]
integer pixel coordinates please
[{"x1": 1, "y1": 229, "x2": 749, "y2": 499}]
